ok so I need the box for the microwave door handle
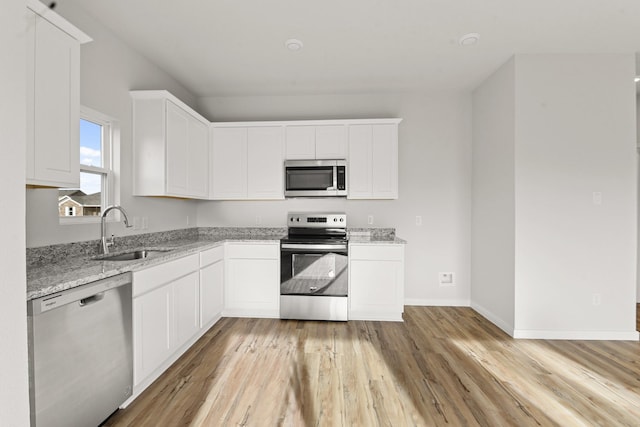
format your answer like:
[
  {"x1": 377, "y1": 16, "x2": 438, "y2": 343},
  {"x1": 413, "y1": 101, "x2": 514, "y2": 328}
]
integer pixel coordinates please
[{"x1": 326, "y1": 165, "x2": 338, "y2": 190}]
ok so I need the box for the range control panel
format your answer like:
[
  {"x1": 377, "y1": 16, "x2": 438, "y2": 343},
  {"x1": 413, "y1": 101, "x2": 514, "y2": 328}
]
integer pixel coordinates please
[{"x1": 287, "y1": 213, "x2": 347, "y2": 228}]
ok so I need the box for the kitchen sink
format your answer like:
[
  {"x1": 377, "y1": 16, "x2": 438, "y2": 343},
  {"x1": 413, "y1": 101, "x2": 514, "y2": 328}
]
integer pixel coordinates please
[{"x1": 95, "y1": 249, "x2": 172, "y2": 261}]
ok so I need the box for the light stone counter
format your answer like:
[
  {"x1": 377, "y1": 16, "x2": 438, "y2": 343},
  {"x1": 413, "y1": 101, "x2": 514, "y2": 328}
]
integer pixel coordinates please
[
  {"x1": 27, "y1": 228, "x2": 285, "y2": 301},
  {"x1": 27, "y1": 226, "x2": 405, "y2": 301}
]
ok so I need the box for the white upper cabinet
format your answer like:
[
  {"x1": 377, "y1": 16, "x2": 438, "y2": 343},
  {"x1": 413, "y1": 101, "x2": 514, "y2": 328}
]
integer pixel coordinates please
[
  {"x1": 210, "y1": 125, "x2": 284, "y2": 200},
  {"x1": 285, "y1": 125, "x2": 347, "y2": 160},
  {"x1": 315, "y1": 125, "x2": 347, "y2": 159},
  {"x1": 131, "y1": 91, "x2": 210, "y2": 199},
  {"x1": 247, "y1": 127, "x2": 284, "y2": 199},
  {"x1": 210, "y1": 127, "x2": 247, "y2": 199},
  {"x1": 26, "y1": 1, "x2": 91, "y2": 188},
  {"x1": 348, "y1": 122, "x2": 400, "y2": 199},
  {"x1": 285, "y1": 126, "x2": 315, "y2": 159}
]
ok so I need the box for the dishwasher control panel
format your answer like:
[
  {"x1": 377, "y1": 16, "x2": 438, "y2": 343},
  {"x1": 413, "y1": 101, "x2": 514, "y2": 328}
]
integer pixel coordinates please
[{"x1": 28, "y1": 272, "x2": 132, "y2": 315}]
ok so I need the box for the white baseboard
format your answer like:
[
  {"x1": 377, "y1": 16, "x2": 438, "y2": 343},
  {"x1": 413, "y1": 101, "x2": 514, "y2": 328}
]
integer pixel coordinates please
[
  {"x1": 469, "y1": 302, "x2": 515, "y2": 337},
  {"x1": 404, "y1": 298, "x2": 470, "y2": 307},
  {"x1": 513, "y1": 329, "x2": 639, "y2": 341}
]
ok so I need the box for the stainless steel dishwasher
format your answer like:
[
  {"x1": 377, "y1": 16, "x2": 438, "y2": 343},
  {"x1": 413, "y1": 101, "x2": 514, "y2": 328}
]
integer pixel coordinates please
[{"x1": 28, "y1": 273, "x2": 133, "y2": 427}]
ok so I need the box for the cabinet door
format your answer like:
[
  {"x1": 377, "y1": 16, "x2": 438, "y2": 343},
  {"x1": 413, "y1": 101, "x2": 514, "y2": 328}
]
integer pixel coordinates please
[
  {"x1": 188, "y1": 116, "x2": 209, "y2": 198},
  {"x1": 200, "y1": 259, "x2": 224, "y2": 328},
  {"x1": 347, "y1": 125, "x2": 372, "y2": 199},
  {"x1": 211, "y1": 127, "x2": 247, "y2": 199},
  {"x1": 285, "y1": 126, "x2": 315, "y2": 160},
  {"x1": 166, "y1": 101, "x2": 190, "y2": 196},
  {"x1": 371, "y1": 124, "x2": 398, "y2": 199},
  {"x1": 315, "y1": 125, "x2": 347, "y2": 159},
  {"x1": 350, "y1": 259, "x2": 403, "y2": 321},
  {"x1": 226, "y1": 258, "x2": 279, "y2": 316},
  {"x1": 247, "y1": 127, "x2": 284, "y2": 199},
  {"x1": 27, "y1": 13, "x2": 80, "y2": 187},
  {"x1": 133, "y1": 285, "x2": 172, "y2": 386},
  {"x1": 173, "y1": 272, "x2": 200, "y2": 349}
]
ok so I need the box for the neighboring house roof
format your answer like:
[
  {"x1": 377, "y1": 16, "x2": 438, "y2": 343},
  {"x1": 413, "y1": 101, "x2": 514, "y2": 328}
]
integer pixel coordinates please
[
  {"x1": 58, "y1": 191, "x2": 101, "y2": 207},
  {"x1": 58, "y1": 195, "x2": 83, "y2": 208}
]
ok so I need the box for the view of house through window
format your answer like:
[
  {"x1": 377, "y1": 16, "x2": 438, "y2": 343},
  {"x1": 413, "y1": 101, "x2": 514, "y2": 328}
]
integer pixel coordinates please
[{"x1": 59, "y1": 109, "x2": 113, "y2": 219}]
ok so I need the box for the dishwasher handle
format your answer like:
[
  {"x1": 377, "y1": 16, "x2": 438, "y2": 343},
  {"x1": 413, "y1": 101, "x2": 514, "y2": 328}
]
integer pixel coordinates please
[
  {"x1": 79, "y1": 292, "x2": 105, "y2": 307},
  {"x1": 29, "y1": 273, "x2": 132, "y2": 316}
]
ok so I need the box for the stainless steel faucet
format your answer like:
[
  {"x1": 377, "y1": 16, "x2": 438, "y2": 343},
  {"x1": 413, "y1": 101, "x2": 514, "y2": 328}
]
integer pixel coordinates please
[{"x1": 101, "y1": 205, "x2": 132, "y2": 254}]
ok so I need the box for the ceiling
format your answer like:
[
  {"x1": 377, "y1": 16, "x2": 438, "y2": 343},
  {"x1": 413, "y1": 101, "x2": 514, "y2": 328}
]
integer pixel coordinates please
[{"x1": 61, "y1": 0, "x2": 640, "y2": 97}]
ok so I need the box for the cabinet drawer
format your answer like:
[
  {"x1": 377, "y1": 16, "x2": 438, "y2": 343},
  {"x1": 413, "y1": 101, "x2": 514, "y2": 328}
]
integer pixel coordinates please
[
  {"x1": 133, "y1": 254, "x2": 199, "y2": 297},
  {"x1": 349, "y1": 244, "x2": 403, "y2": 261},
  {"x1": 225, "y1": 242, "x2": 279, "y2": 259},
  {"x1": 200, "y1": 244, "x2": 224, "y2": 267}
]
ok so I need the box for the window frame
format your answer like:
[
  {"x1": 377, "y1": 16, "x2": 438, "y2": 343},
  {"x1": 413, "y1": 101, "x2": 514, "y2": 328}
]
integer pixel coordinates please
[{"x1": 59, "y1": 106, "x2": 120, "y2": 225}]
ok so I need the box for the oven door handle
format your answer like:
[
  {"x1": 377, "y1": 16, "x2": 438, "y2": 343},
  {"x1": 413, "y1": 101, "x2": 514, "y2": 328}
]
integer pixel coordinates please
[{"x1": 281, "y1": 243, "x2": 348, "y2": 251}]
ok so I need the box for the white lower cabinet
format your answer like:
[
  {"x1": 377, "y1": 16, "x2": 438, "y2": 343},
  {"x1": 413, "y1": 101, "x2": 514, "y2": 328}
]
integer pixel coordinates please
[
  {"x1": 132, "y1": 284, "x2": 172, "y2": 386},
  {"x1": 349, "y1": 244, "x2": 405, "y2": 321},
  {"x1": 131, "y1": 254, "x2": 200, "y2": 392},
  {"x1": 200, "y1": 246, "x2": 224, "y2": 328},
  {"x1": 173, "y1": 272, "x2": 200, "y2": 349},
  {"x1": 224, "y1": 242, "x2": 280, "y2": 318}
]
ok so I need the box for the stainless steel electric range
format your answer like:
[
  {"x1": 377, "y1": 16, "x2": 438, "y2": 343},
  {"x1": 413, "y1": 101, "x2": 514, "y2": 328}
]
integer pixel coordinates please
[{"x1": 280, "y1": 212, "x2": 348, "y2": 321}]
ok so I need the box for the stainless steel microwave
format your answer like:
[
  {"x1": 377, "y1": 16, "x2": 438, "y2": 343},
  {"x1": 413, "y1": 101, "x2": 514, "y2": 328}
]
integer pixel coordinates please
[{"x1": 284, "y1": 159, "x2": 347, "y2": 197}]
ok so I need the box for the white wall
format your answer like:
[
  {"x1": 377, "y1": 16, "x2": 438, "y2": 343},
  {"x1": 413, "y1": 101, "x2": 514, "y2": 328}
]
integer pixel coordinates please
[
  {"x1": 470, "y1": 58, "x2": 516, "y2": 333},
  {"x1": 514, "y1": 54, "x2": 637, "y2": 338},
  {"x1": 637, "y1": 95, "x2": 640, "y2": 304},
  {"x1": 197, "y1": 93, "x2": 473, "y2": 305},
  {"x1": 25, "y1": 3, "x2": 200, "y2": 248},
  {"x1": 0, "y1": 0, "x2": 30, "y2": 425}
]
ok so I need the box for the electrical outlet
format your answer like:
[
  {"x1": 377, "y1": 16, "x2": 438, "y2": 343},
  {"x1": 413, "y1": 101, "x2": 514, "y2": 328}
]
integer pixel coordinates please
[
  {"x1": 592, "y1": 192, "x2": 602, "y2": 205},
  {"x1": 367, "y1": 215, "x2": 374, "y2": 225},
  {"x1": 416, "y1": 215, "x2": 422, "y2": 226},
  {"x1": 141, "y1": 216, "x2": 148, "y2": 230},
  {"x1": 256, "y1": 216, "x2": 262, "y2": 225},
  {"x1": 133, "y1": 216, "x2": 141, "y2": 230},
  {"x1": 438, "y1": 272, "x2": 455, "y2": 286},
  {"x1": 592, "y1": 293, "x2": 601, "y2": 306}
]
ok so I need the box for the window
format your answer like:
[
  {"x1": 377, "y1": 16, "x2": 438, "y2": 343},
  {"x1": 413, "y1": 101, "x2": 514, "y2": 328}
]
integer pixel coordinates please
[{"x1": 59, "y1": 107, "x2": 119, "y2": 223}]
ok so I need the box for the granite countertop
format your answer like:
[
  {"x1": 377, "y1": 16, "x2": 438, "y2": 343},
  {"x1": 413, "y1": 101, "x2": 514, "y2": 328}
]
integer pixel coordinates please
[
  {"x1": 27, "y1": 230, "x2": 284, "y2": 301},
  {"x1": 27, "y1": 227, "x2": 406, "y2": 301},
  {"x1": 348, "y1": 235, "x2": 407, "y2": 244}
]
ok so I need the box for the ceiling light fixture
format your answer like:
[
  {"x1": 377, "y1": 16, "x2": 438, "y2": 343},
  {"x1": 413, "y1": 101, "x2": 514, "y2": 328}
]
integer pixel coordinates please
[
  {"x1": 635, "y1": 76, "x2": 640, "y2": 83},
  {"x1": 285, "y1": 39, "x2": 304, "y2": 52},
  {"x1": 459, "y1": 33, "x2": 480, "y2": 46}
]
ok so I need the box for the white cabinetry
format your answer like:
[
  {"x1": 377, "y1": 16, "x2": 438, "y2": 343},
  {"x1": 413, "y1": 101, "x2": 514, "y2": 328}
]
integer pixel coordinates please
[
  {"x1": 131, "y1": 254, "x2": 199, "y2": 391},
  {"x1": 131, "y1": 91, "x2": 209, "y2": 199},
  {"x1": 348, "y1": 122, "x2": 400, "y2": 199},
  {"x1": 26, "y1": 1, "x2": 91, "y2": 187},
  {"x1": 224, "y1": 242, "x2": 280, "y2": 318},
  {"x1": 285, "y1": 125, "x2": 347, "y2": 160},
  {"x1": 210, "y1": 127, "x2": 247, "y2": 199},
  {"x1": 349, "y1": 244, "x2": 405, "y2": 321},
  {"x1": 210, "y1": 125, "x2": 284, "y2": 200},
  {"x1": 200, "y1": 245, "x2": 224, "y2": 328}
]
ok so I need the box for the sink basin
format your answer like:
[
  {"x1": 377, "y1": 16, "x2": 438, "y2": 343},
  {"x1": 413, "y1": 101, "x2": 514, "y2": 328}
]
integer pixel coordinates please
[{"x1": 96, "y1": 249, "x2": 171, "y2": 261}]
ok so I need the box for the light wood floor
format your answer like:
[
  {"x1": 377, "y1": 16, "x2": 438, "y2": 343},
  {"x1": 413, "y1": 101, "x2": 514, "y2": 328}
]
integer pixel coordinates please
[{"x1": 104, "y1": 306, "x2": 640, "y2": 426}]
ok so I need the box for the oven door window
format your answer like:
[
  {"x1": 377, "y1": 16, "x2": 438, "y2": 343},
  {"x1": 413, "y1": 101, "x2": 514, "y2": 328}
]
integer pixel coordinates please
[
  {"x1": 286, "y1": 167, "x2": 335, "y2": 191},
  {"x1": 280, "y1": 252, "x2": 347, "y2": 296}
]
